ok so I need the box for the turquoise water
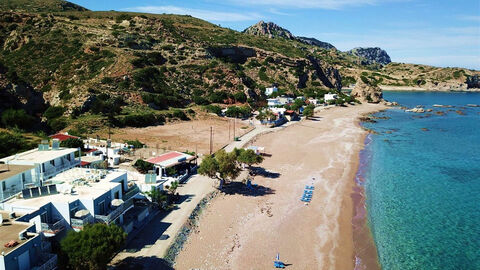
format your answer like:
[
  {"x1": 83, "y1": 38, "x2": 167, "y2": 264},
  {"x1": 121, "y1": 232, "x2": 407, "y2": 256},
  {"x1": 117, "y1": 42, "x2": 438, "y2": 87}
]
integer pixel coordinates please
[{"x1": 362, "y1": 92, "x2": 480, "y2": 270}]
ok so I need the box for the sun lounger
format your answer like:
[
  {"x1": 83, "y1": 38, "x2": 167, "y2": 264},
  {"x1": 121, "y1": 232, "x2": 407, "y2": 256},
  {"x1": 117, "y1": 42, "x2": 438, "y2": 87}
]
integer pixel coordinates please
[
  {"x1": 305, "y1": 185, "x2": 315, "y2": 190},
  {"x1": 304, "y1": 190, "x2": 313, "y2": 194},
  {"x1": 301, "y1": 198, "x2": 311, "y2": 202}
]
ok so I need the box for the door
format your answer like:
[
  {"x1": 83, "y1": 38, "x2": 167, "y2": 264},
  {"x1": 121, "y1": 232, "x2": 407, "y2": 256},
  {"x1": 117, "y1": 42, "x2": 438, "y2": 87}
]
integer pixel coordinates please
[{"x1": 18, "y1": 250, "x2": 30, "y2": 270}]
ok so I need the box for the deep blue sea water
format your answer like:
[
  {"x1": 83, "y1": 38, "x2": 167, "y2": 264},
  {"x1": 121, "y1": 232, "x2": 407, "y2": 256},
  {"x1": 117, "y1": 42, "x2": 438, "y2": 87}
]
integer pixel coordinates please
[{"x1": 362, "y1": 91, "x2": 480, "y2": 270}]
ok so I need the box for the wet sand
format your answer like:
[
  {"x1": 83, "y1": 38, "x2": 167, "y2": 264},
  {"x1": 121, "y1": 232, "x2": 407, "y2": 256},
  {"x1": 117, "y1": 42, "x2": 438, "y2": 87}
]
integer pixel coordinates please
[{"x1": 174, "y1": 103, "x2": 386, "y2": 270}]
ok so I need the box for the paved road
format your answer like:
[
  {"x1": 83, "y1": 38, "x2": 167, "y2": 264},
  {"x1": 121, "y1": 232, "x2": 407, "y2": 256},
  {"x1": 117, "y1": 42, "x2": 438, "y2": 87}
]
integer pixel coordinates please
[{"x1": 111, "y1": 174, "x2": 215, "y2": 268}]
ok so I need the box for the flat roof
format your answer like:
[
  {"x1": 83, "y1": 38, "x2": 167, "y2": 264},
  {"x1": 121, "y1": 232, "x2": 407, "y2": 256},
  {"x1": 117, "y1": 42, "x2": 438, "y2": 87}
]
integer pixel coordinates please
[
  {"x1": 147, "y1": 151, "x2": 195, "y2": 168},
  {"x1": 5, "y1": 168, "x2": 125, "y2": 212},
  {"x1": 0, "y1": 211, "x2": 35, "y2": 255},
  {"x1": 0, "y1": 164, "x2": 34, "y2": 181},
  {"x1": 0, "y1": 147, "x2": 79, "y2": 164}
]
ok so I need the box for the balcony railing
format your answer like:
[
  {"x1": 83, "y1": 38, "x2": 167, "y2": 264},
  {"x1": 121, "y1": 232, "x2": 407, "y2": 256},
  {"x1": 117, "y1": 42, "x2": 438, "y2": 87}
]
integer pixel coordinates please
[
  {"x1": 95, "y1": 199, "x2": 134, "y2": 224},
  {"x1": 41, "y1": 220, "x2": 65, "y2": 237},
  {"x1": 33, "y1": 253, "x2": 57, "y2": 270},
  {"x1": 123, "y1": 185, "x2": 140, "y2": 201},
  {"x1": 43, "y1": 159, "x2": 81, "y2": 177},
  {"x1": 70, "y1": 215, "x2": 94, "y2": 232}
]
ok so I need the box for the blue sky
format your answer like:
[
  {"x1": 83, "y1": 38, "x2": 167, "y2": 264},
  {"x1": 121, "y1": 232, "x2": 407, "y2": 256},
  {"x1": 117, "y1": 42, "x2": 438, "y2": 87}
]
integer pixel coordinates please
[{"x1": 73, "y1": 0, "x2": 480, "y2": 70}]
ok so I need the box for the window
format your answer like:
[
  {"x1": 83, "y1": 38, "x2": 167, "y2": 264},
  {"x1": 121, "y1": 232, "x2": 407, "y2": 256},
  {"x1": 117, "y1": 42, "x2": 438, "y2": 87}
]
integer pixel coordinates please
[
  {"x1": 114, "y1": 191, "x2": 120, "y2": 199},
  {"x1": 50, "y1": 160, "x2": 55, "y2": 166},
  {"x1": 21, "y1": 173, "x2": 26, "y2": 183},
  {"x1": 2, "y1": 182, "x2": 6, "y2": 191},
  {"x1": 98, "y1": 201, "x2": 105, "y2": 215},
  {"x1": 66, "y1": 154, "x2": 71, "y2": 162}
]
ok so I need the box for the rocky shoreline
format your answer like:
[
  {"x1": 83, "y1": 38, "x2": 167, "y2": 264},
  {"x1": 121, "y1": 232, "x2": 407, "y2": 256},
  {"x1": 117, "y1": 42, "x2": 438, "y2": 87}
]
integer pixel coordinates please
[{"x1": 378, "y1": 85, "x2": 480, "y2": 92}]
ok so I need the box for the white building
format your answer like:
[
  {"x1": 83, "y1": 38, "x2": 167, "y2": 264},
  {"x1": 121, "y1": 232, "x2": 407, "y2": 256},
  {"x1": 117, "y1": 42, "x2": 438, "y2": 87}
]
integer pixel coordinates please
[
  {"x1": 265, "y1": 86, "x2": 278, "y2": 96},
  {"x1": 147, "y1": 151, "x2": 197, "y2": 184},
  {"x1": 0, "y1": 212, "x2": 57, "y2": 270},
  {"x1": 267, "y1": 96, "x2": 294, "y2": 107},
  {"x1": 308, "y1": 98, "x2": 320, "y2": 106},
  {"x1": 267, "y1": 98, "x2": 281, "y2": 107},
  {"x1": 0, "y1": 164, "x2": 35, "y2": 202},
  {"x1": 1, "y1": 168, "x2": 140, "y2": 236},
  {"x1": 324, "y1": 93, "x2": 338, "y2": 102},
  {"x1": 0, "y1": 142, "x2": 81, "y2": 184}
]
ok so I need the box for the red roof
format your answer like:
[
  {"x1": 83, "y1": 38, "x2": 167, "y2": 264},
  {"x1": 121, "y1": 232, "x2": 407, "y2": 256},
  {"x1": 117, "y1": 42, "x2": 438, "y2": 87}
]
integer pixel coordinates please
[
  {"x1": 147, "y1": 152, "x2": 183, "y2": 164},
  {"x1": 49, "y1": 133, "x2": 79, "y2": 142},
  {"x1": 80, "y1": 161, "x2": 91, "y2": 166},
  {"x1": 285, "y1": 110, "x2": 295, "y2": 114},
  {"x1": 84, "y1": 148, "x2": 98, "y2": 154}
]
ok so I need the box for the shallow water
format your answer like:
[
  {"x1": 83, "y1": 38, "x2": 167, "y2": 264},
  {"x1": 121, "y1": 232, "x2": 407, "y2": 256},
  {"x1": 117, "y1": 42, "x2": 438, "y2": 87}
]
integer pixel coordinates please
[{"x1": 362, "y1": 91, "x2": 480, "y2": 270}]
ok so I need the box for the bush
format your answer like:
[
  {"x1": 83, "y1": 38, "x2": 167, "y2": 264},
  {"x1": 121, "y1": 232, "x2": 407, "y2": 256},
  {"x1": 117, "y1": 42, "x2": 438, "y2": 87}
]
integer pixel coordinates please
[
  {"x1": 119, "y1": 113, "x2": 160, "y2": 128},
  {"x1": 134, "y1": 159, "x2": 154, "y2": 173},
  {"x1": 208, "y1": 91, "x2": 228, "y2": 103},
  {"x1": 125, "y1": 139, "x2": 145, "y2": 149},
  {"x1": 44, "y1": 106, "x2": 66, "y2": 120},
  {"x1": 204, "y1": 105, "x2": 222, "y2": 115},
  {"x1": 60, "y1": 138, "x2": 84, "y2": 150},
  {"x1": 0, "y1": 131, "x2": 34, "y2": 158},
  {"x1": 115, "y1": 14, "x2": 132, "y2": 23},
  {"x1": 172, "y1": 110, "x2": 189, "y2": 120},
  {"x1": 193, "y1": 96, "x2": 210, "y2": 105},
  {"x1": 1, "y1": 109, "x2": 34, "y2": 129},
  {"x1": 233, "y1": 92, "x2": 247, "y2": 103},
  {"x1": 225, "y1": 106, "x2": 251, "y2": 118},
  {"x1": 48, "y1": 117, "x2": 67, "y2": 132}
]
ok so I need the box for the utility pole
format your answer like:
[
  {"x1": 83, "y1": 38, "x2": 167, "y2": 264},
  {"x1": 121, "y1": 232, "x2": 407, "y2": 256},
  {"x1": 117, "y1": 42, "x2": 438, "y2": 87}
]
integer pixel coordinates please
[{"x1": 210, "y1": 127, "x2": 213, "y2": 155}]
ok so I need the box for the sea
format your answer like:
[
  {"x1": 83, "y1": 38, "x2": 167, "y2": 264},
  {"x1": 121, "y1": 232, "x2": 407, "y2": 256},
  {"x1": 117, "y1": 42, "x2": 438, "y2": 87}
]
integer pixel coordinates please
[{"x1": 360, "y1": 91, "x2": 480, "y2": 270}]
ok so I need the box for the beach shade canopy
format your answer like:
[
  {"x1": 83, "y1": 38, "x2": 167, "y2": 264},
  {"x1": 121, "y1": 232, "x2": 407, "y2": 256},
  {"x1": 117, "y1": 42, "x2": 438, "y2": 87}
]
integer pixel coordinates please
[
  {"x1": 111, "y1": 199, "x2": 124, "y2": 207},
  {"x1": 74, "y1": 209, "x2": 90, "y2": 218}
]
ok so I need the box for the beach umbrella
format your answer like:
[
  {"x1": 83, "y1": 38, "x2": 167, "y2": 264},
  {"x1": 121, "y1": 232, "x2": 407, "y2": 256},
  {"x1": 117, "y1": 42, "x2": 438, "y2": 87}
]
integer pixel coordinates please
[
  {"x1": 276, "y1": 253, "x2": 280, "y2": 261},
  {"x1": 111, "y1": 199, "x2": 124, "y2": 207},
  {"x1": 74, "y1": 209, "x2": 90, "y2": 218}
]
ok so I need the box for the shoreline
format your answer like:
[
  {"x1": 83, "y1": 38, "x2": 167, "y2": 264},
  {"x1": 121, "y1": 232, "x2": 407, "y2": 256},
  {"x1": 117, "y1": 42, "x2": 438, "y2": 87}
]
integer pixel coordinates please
[
  {"x1": 174, "y1": 103, "x2": 387, "y2": 269},
  {"x1": 351, "y1": 133, "x2": 381, "y2": 270}
]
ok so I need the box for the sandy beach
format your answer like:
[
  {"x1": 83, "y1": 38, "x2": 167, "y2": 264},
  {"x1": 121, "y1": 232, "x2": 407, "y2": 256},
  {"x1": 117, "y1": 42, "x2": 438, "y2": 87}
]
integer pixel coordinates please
[{"x1": 174, "y1": 103, "x2": 386, "y2": 270}]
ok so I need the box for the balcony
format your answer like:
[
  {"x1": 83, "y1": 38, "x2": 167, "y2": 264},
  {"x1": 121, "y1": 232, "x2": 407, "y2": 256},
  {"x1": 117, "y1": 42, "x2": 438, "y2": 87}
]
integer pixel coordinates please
[
  {"x1": 43, "y1": 159, "x2": 81, "y2": 177},
  {"x1": 32, "y1": 253, "x2": 57, "y2": 270},
  {"x1": 70, "y1": 215, "x2": 94, "y2": 232},
  {"x1": 123, "y1": 185, "x2": 140, "y2": 201},
  {"x1": 95, "y1": 199, "x2": 134, "y2": 224},
  {"x1": 41, "y1": 220, "x2": 65, "y2": 237}
]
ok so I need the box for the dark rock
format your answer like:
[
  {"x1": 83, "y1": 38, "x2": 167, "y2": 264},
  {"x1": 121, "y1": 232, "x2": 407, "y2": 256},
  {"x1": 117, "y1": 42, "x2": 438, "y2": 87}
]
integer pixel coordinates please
[
  {"x1": 466, "y1": 75, "x2": 480, "y2": 89},
  {"x1": 207, "y1": 46, "x2": 256, "y2": 64},
  {"x1": 347, "y1": 47, "x2": 391, "y2": 65},
  {"x1": 295, "y1": 36, "x2": 335, "y2": 50},
  {"x1": 351, "y1": 77, "x2": 383, "y2": 103},
  {"x1": 307, "y1": 56, "x2": 342, "y2": 90}
]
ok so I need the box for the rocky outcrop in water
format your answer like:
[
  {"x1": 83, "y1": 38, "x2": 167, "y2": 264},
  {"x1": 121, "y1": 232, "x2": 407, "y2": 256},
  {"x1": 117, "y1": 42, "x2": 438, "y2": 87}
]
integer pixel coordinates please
[
  {"x1": 351, "y1": 78, "x2": 383, "y2": 103},
  {"x1": 347, "y1": 47, "x2": 391, "y2": 66}
]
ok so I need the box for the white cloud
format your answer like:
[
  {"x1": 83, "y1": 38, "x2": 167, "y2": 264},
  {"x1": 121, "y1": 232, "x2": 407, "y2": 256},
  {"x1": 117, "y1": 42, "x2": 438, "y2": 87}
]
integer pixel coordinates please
[
  {"x1": 228, "y1": 0, "x2": 405, "y2": 9},
  {"x1": 457, "y1": 15, "x2": 480, "y2": 22},
  {"x1": 125, "y1": 5, "x2": 262, "y2": 22}
]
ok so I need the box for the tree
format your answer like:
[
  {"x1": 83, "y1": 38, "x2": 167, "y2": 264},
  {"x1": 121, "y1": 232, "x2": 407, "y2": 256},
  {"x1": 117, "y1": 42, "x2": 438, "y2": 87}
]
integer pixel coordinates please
[
  {"x1": 303, "y1": 104, "x2": 315, "y2": 119},
  {"x1": 133, "y1": 159, "x2": 154, "y2": 173},
  {"x1": 145, "y1": 188, "x2": 168, "y2": 209},
  {"x1": 236, "y1": 148, "x2": 264, "y2": 172},
  {"x1": 60, "y1": 138, "x2": 84, "y2": 151},
  {"x1": 1, "y1": 109, "x2": 34, "y2": 130},
  {"x1": 60, "y1": 223, "x2": 126, "y2": 270},
  {"x1": 168, "y1": 181, "x2": 179, "y2": 194},
  {"x1": 198, "y1": 150, "x2": 241, "y2": 189},
  {"x1": 291, "y1": 99, "x2": 305, "y2": 112}
]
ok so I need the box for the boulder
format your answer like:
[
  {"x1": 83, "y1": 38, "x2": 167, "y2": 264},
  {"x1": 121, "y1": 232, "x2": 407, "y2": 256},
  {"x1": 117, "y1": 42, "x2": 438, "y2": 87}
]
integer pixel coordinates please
[{"x1": 351, "y1": 78, "x2": 383, "y2": 103}]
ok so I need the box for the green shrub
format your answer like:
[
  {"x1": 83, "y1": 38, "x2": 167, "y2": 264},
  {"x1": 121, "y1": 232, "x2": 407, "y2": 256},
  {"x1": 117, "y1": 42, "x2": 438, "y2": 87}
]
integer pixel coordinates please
[
  {"x1": 204, "y1": 105, "x2": 222, "y2": 115},
  {"x1": 225, "y1": 106, "x2": 251, "y2": 118},
  {"x1": 115, "y1": 14, "x2": 132, "y2": 23},
  {"x1": 134, "y1": 159, "x2": 154, "y2": 173},
  {"x1": 233, "y1": 92, "x2": 247, "y2": 103},
  {"x1": 208, "y1": 91, "x2": 228, "y2": 103},
  {"x1": 44, "y1": 106, "x2": 66, "y2": 120},
  {"x1": 172, "y1": 110, "x2": 189, "y2": 120},
  {"x1": 1, "y1": 109, "x2": 34, "y2": 129},
  {"x1": 0, "y1": 131, "x2": 34, "y2": 158},
  {"x1": 125, "y1": 139, "x2": 145, "y2": 149},
  {"x1": 48, "y1": 117, "x2": 67, "y2": 132}
]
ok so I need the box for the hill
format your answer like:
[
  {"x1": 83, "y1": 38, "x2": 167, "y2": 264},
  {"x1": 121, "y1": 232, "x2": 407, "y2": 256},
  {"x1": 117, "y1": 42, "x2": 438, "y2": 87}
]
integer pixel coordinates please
[
  {"x1": 0, "y1": 0, "x2": 88, "y2": 13},
  {"x1": 0, "y1": 1, "x2": 478, "y2": 137}
]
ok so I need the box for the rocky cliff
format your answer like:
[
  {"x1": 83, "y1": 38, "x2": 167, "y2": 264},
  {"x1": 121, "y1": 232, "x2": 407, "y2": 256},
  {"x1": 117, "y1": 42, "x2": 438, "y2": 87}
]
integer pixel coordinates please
[
  {"x1": 243, "y1": 21, "x2": 295, "y2": 40},
  {"x1": 351, "y1": 78, "x2": 383, "y2": 103},
  {"x1": 347, "y1": 47, "x2": 391, "y2": 66},
  {"x1": 244, "y1": 21, "x2": 335, "y2": 50},
  {"x1": 466, "y1": 75, "x2": 480, "y2": 89},
  {"x1": 295, "y1": 37, "x2": 335, "y2": 50}
]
